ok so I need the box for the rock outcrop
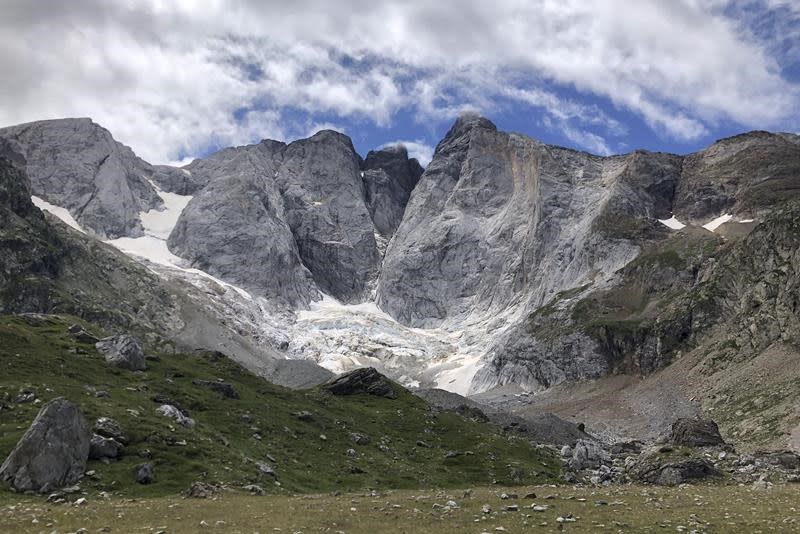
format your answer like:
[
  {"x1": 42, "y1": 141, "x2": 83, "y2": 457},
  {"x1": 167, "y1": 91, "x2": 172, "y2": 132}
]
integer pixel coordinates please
[
  {"x1": 0, "y1": 118, "x2": 163, "y2": 238},
  {"x1": 95, "y1": 334, "x2": 146, "y2": 371},
  {"x1": 0, "y1": 398, "x2": 90, "y2": 492},
  {"x1": 324, "y1": 367, "x2": 397, "y2": 399},
  {"x1": 361, "y1": 145, "x2": 423, "y2": 240}
]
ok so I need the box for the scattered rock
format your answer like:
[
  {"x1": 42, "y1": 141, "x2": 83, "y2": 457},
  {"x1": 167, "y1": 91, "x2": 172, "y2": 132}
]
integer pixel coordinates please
[
  {"x1": 67, "y1": 324, "x2": 99, "y2": 344},
  {"x1": 186, "y1": 481, "x2": 216, "y2": 498},
  {"x1": 323, "y1": 367, "x2": 396, "y2": 399},
  {"x1": 667, "y1": 418, "x2": 726, "y2": 448},
  {"x1": 95, "y1": 335, "x2": 146, "y2": 371},
  {"x1": 350, "y1": 432, "x2": 371, "y2": 445},
  {"x1": 244, "y1": 484, "x2": 264, "y2": 495},
  {"x1": 135, "y1": 463, "x2": 155, "y2": 484},
  {"x1": 191, "y1": 379, "x2": 239, "y2": 399},
  {"x1": 156, "y1": 404, "x2": 195, "y2": 427},
  {"x1": 257, "y1": 462, "x2": 276, "y2": 477},
  {"x1": 88, "y1": 434, "x2": 123, "y2": 460},
  {"x1": 0, "y1": 398, "x2": 90, "y2": 493},
  {"x1": 93, "y1": 417, "x2": 128, "y2": 444},
  {"x1": 292, "y1": 411, "x2": 314, "y2": 421}
]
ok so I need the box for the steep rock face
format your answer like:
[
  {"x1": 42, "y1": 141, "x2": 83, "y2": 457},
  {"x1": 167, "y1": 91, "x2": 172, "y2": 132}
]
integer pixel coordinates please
[
  {"x1": 361, "y1": 145, "x2": 423, "y2": 240},
  {"x1": 167, "y1": 141, "x2": 319, "y2": 306},
  {"x1": 674, "y1": 131, "x2": 800, "y2": 222},
  {"x1": 377, "y1": 115, "x2": 676, "y2": 329},
  {"x1": 170, "y1": 131, "x2": 380, "y2": 304},
  {"x1": 276, "y1": 131, "x2": 379, "y2": 302},
  {"x1": 0, "y1": 118, "x2": 162, "y2": 238}
]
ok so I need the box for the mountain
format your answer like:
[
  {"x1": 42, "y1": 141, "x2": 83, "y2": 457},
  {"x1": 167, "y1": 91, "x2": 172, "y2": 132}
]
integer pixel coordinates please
[{"x1": 1, "y1": 114, "x2": 799, "y2": 451}]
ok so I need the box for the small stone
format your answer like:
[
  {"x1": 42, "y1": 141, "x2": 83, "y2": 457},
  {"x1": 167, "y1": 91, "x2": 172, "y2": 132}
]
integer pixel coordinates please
[
  {"x1": 504, "y1": 505, "x2": 519, "y2": 512},
  {"x1": 481, "y1": 504, "x2": 492, "y2": 514}
]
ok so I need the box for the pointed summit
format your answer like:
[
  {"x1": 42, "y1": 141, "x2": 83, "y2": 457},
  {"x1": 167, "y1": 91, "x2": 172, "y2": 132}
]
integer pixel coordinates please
[{"x1": 446, "y1": 112, "x2": 497, "y2": 139}]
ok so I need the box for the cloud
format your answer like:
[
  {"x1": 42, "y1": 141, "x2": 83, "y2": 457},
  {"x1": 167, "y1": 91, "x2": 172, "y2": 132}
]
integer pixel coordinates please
[
  {"x1": 0, "y1": 0, "x2": 797, "y2": 162},
  {"x1": 380, "y1": 140, "x2": 435, "y2": 166}
]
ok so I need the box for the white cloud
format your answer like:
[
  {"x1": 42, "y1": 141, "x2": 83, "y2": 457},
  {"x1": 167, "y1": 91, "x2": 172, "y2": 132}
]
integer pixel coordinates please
[
  {"x1": 0, "y1": 0, "x2": 797, "y2": 162},
  {"x1": 380, "y1": 140, "x2": 435, "y2": 166}
]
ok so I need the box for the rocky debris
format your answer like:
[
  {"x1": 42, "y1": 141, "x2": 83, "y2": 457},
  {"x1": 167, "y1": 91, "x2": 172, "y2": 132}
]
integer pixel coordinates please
[
  {"x1": 361, "y1": 144, "x2": 424, "y2": 239},
  {"x1": 93, "y1": 417, "x2": 128, "y2": 445},
  {"x1": 244, "y1": 484, "x2": 264, "y2": 495},
  {"x1": 324, "y1": 367, "x2": 396, "y2": 399},
  {"x1": 186, "y1": 481, "x2": 217, "y2": 498},
  {"x1": 0, "y1": 398, "x2": 90, "y2": 492},
  {"x1": 350, "y1": 433, "x2": 371, "y2": 445},
  {"x1": 88, "y1": 434, "x2": 123, "y2": 460},
  {"x1": 135, "y1": 463, "x2": 155, "y2": 484},
  {"x1": 156, "y1": 404, "x2": 195, "y2": 427},
  {"x1": 67, "y1": 324, "x2": 99, "y2": 344},
  {"x1": 292, "y1": 411, "x2": 314, "y2": 421},
  {"x1": 0, "y1": 118, "x2": 163, "y2": 238},
  {"x1": 191, "y1": 379, "x2": 240, "y2": 399},
  {"x1": 667, "y1": 418, "x2": 726, "y2": 448},
  {"x1": 629, "y1": 448, "x2": 719, "y2": 486},
  {"x1": 95, "y1": 335, "x2": 146, "y2": 372},
  {"x1": 257, "y1": 462, "x2": 276, "y2": 478},
  {"x1": 568, "y1": 439, "x2": 610, "y2": 471}
]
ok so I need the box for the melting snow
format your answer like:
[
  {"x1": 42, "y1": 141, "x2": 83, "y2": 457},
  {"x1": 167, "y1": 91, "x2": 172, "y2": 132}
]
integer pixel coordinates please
[
  {"x1": 658, "y1": 216, "x2": 686, "y2": 230},
  {"x1": 31, "y1": 196, "x2": 86, "y2": 233},
  {"x1": 703, "y1": 214, "x2": 733, "y2": 232}
]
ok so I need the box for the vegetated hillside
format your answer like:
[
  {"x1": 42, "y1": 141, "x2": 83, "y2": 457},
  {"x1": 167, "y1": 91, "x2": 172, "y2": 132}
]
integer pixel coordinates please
[{"x1": 0, "y1": 315, "x2": 558, "y2": 497}]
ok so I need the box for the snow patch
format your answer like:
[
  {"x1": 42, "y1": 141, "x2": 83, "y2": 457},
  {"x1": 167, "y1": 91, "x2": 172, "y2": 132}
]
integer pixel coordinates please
[
  {"x1": 31, "y1": 196, "x2": 85, "y2": 233},
  {"x1": 703, "y1": 214, "x2": 733, "y2": 232},
  {"x1": 658, "y1": 216, "x2": 685, "y2": 230}
]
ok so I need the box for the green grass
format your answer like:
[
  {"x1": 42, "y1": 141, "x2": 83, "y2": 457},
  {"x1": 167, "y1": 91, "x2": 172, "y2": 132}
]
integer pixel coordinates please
[{"x1": 0, "y1": 315, "x2": 558, "y2": 499}]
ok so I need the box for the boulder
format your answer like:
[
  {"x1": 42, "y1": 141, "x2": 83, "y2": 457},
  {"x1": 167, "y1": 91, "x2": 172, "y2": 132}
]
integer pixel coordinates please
[
  {"x1": 68, "y1": 324, "x2": 99, "y2": 344},
  {"x1": 88, "y1": 434, "x2": 123, "y2": 460},
  {"x1": 135, "y1": 463, "x2": 155, "y2": 484},
  {"x1": 93, "y1": 417, "x2": 128, "y2": 445},
  {"x1": 667, "y1": 418, "x2": 726, "y2": 448},
  {"x1": 0, "y1": 398, "x2": 90, "y2": 492},
  {"x1": 186, "y1": 481, "x2": 216, "y2": 498},
  {"x1": 323, "y1": 367, "x2": 396, "y2": 399},
  {"x1": 95, "y1": 335, "x2": 146, "y2": 371},
  {"x1": 568, "y1": 440, "x2": 610, "y2": 471},
  {"x1": 156, "y1": 404, "x2": 195, "y2": 428},
  {"x1": 350, "y1": 432, "x2": 371, "y2": 445},
  {"x1": 631, "y1": 456, "x2": 719, "y2": 486},
  {"x1": 191, "y1": 379, "x2": 240, "y2": 399}
]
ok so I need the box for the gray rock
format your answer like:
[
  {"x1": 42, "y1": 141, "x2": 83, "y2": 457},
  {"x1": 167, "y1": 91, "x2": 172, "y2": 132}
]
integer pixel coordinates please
[
  {"x1": 186, "y1": 481, "x2": 216, "y2": 498},
  {"x1": 323, "y1": 367, "x2": 396, "y2": 399},
  {"x1": 244, "y1": 483, "x2": 265, "y2": 495},
  {"x1": 156, "y1": 404, "x2": 195, "y2": 427},
  {"x1": 93, "y1": 417, "x2": 128, "y2": 445},
  {"x1": 167, "y1": 140, "x2": 319, "y2": 307},
  {"x1": 191, "y1": 379, "x2": 240, "y2": 399},
  {"x1": 68, "y1": 324, "x2": 99, "y2": 344},
  {"x1": 276, "y1": 130, "x2": 379, "y2": 302},
  {"x1": 0, "y1": 398, "x2": 90, "y2": 492},
  {"x1": 257, "y1": 462, "x2": 276, "y2": 477},
  {"x1": 135, "y1": 462, "x2": 155, "y2": 484},
  {"x1": 350, "y1": 432, "x2": 371, "y2": 445},
  {"x1": 361, "y1": 145, "x2": 423, "y2": 240},
  {"x1": 667, "y1": 418, "x2": 726, "y2": 448},
  {"x1": 88, "y1": 434, "x2": 123, "y2": 460},
  {"x1": 0, "y1": 118, "x2": 162, "y2": 238},
  {"x1": 569, "y1": 439, "x2": 610, "y2": 471},
  {"x1": 95, "y1": 334, "x2": 146, "y2": 371},
  {"x1": 631, "y1": 455, "x2": 719, "y2": 486}
]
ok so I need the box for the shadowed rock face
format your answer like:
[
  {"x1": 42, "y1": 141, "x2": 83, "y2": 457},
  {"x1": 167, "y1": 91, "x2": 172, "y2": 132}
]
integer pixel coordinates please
[
  {"x1": 0, "y1": 118, "x2": 162, "y2": 239},
  {"x1": 0, "y1": 398, "x2": 90, "y2": 493},
  {"x1": 361, "y1": 145, "x2": 423, "y2": 239}
]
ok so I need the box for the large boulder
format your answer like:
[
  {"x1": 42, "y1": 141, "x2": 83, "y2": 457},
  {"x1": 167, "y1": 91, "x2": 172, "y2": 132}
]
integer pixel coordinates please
[
  {"x1": 568, "y1": 439, "x2": 610, "y2": 471},
  {"x1": 667, "y1": 418, "x2": 726, "y2": 448},
  {"x1": 95, "y1": 334, "x2": 146, "y2": 371},
  {"x1": 88, "y1": 434, "x2": 123, "y2": 460},
  {"x1": 323, "y1": 367, "x2": 397, "y2": 399},
  {"x1": 631, "y1": 454, "x2": 719, "y2": 486},
  {"x1": 0, "y1": 398, "x2": 90, "y2": 492}
]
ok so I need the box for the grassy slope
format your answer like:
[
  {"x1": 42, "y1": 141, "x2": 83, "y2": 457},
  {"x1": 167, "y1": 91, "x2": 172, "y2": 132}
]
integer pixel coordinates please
[{"x1": 0, "y1": 315, "x2": 558, "y2": 498}]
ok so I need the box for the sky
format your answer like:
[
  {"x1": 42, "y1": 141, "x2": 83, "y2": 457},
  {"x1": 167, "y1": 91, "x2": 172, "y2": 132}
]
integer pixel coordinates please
[{"x1": 1, "y1": 0, "x2": 799, "y2": 166}]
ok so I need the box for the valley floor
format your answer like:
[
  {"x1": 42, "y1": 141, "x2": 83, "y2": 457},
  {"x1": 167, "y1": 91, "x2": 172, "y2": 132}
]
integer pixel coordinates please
[{"x1": 2, "y1": 484, "x2": 799, "y2": 533}]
